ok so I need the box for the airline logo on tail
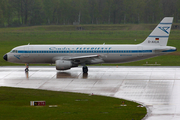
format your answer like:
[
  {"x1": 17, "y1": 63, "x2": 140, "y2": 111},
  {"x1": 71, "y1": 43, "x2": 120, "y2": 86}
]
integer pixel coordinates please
[
  {"x1": 141, "y1": 17, "x2": 173, "y2": 46},
  {"x1": 158, "y1": 27, "x2": 170, "y2": 34}
]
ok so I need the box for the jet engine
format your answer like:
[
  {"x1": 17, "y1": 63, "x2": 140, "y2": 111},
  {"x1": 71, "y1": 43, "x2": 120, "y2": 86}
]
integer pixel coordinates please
[{"x1": 55, "y1": 60, "x2": 72, "y2": 70}]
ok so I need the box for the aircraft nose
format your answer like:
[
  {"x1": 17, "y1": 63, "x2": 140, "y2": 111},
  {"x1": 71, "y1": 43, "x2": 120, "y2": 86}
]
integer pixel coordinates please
[{"x1": 3, "y1": 54, "x2": 7, "y2": 61}]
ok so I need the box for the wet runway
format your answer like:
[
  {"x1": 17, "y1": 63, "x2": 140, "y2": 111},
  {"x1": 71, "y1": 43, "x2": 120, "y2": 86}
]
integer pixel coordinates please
[{"x1": 0, "y1": 66, "x2": 180, "y2": 120}]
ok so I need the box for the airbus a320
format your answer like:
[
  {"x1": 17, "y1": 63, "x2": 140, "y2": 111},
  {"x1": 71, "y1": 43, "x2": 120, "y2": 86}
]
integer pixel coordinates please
[{"x1": 3, "y1": 17, "x2": 176, "y2": 73}]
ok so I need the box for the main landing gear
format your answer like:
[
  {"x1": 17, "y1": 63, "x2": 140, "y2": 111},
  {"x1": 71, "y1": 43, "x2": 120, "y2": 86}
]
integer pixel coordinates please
[
  {"x1": 82, "y1": 66, "x2": 88, "y2": 73},
  {"x1": 25, "y1": 64, "x2": 29, "y2": 72}
]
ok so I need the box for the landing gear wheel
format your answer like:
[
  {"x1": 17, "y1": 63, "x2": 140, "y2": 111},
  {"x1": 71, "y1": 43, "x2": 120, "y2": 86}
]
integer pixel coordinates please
[
  {"x1": 25, "y1": 68, "x2": 29, "y2": 72},
  {"x1": 25, "y1": 63, "x2": 29, "y2": 72},
  {"x1": 82, "y1": 66, "x2": 88, "y2": 73}
]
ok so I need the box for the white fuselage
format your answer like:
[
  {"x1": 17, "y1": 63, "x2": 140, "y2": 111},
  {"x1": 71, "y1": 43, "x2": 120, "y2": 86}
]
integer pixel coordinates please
[{"x1": 7, "y1": 44, "x2": 176, "y2": 65}]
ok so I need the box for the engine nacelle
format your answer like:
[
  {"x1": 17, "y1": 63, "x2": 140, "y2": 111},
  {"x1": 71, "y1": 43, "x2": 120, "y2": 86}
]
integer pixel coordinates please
[{"x1": 56, "y1": 60, "x2": 72, "y2": 70}]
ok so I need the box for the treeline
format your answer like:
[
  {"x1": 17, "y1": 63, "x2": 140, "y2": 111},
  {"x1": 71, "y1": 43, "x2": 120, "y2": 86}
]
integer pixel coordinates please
[{"x1": 0, "y1": 0, "x2": 180, "y2": 27}]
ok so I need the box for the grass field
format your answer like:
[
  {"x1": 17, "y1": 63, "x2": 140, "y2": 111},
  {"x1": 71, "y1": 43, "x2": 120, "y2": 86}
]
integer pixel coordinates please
[
  {"x1": 0, "y1": 87, "x2": 146, "y2": 120},
  {"x1": 0, "y1": 24, "x2": 180, "y2": 66}
]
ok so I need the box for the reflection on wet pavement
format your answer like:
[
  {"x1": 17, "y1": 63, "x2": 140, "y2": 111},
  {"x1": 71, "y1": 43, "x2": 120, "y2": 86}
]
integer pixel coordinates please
[
  {"x1": 56, "y1": 72, "x2": 78, "y2": 78},
  {"x1": 0, "y1": 66, "x2": 180, "y2": 120}
]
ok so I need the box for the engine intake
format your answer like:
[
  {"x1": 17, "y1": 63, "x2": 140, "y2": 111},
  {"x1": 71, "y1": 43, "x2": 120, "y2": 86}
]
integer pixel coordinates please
[{"x1": 56, "y1": 60, "x2": 72, "y2": 70}]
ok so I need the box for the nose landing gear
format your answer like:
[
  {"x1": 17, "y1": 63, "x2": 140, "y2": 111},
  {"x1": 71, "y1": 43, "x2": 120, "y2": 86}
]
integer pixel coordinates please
[{"x1": 25, "y1": 64, "x2": 29, "y2": 72}]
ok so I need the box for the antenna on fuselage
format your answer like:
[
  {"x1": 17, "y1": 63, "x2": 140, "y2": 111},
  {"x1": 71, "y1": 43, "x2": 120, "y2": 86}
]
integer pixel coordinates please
[{"x1": 28, "y1": 43, "x2": 30, "y2": 45}]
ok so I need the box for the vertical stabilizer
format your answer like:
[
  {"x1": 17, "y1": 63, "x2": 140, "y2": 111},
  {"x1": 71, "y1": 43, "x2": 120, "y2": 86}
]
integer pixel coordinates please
[{"x1": 140, "y1": 17, "x2": 173, "y2": 46}]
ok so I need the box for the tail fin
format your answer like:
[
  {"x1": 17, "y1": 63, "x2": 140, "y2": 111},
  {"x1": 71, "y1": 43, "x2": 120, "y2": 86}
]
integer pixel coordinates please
[{"x1": 140, "y1": 17, "x2": 173, "y2": 46}]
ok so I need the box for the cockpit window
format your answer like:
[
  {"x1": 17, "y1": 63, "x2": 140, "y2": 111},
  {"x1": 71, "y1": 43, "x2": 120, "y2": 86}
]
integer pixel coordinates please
[{"x1": 10, "y1": 50, "x2": 18, "y2": 53}]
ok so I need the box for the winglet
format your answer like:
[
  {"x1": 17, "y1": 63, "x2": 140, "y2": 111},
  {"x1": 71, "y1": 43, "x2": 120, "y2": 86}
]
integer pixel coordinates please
[{"x1": 140, "y1": 17, "x2": 173, "y2": 46}]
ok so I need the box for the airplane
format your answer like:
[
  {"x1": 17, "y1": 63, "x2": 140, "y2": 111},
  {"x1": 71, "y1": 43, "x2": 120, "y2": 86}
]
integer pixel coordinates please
[{"x1": 3, "y1": 17, "x2": 176, "y2": 73}]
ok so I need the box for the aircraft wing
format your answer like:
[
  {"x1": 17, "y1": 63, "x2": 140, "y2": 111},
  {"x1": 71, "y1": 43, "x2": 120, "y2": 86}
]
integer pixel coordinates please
[
  {"x1": 62, "y1": 54, "x2": 103, "y2": 64},
  {"x1": 66, "y1": 55, "x2": 100, "y2": 60}
]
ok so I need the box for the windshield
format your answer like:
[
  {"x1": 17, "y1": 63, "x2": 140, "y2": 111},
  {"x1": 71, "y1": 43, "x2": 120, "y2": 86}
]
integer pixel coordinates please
[{"x1": 10, "y1": 50, "x2": 18, "y2": 53}]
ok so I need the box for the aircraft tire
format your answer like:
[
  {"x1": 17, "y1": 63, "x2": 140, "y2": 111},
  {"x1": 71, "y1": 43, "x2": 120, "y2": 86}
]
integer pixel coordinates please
[
  {"x1": 25, "y1": 68, "x2": 29, "y2": 72},
  {"x1": 83, "y1": 66, "x2": 88, "y2": 73}
]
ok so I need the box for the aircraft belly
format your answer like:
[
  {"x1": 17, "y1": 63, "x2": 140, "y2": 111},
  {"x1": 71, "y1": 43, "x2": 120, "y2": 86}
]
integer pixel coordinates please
[
  {"x1": 103, "y1": 53, "x2": 161, "y2": 63},
  {"x1": 103, "y1": 53, "x2": 136, "y2": 63}
]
